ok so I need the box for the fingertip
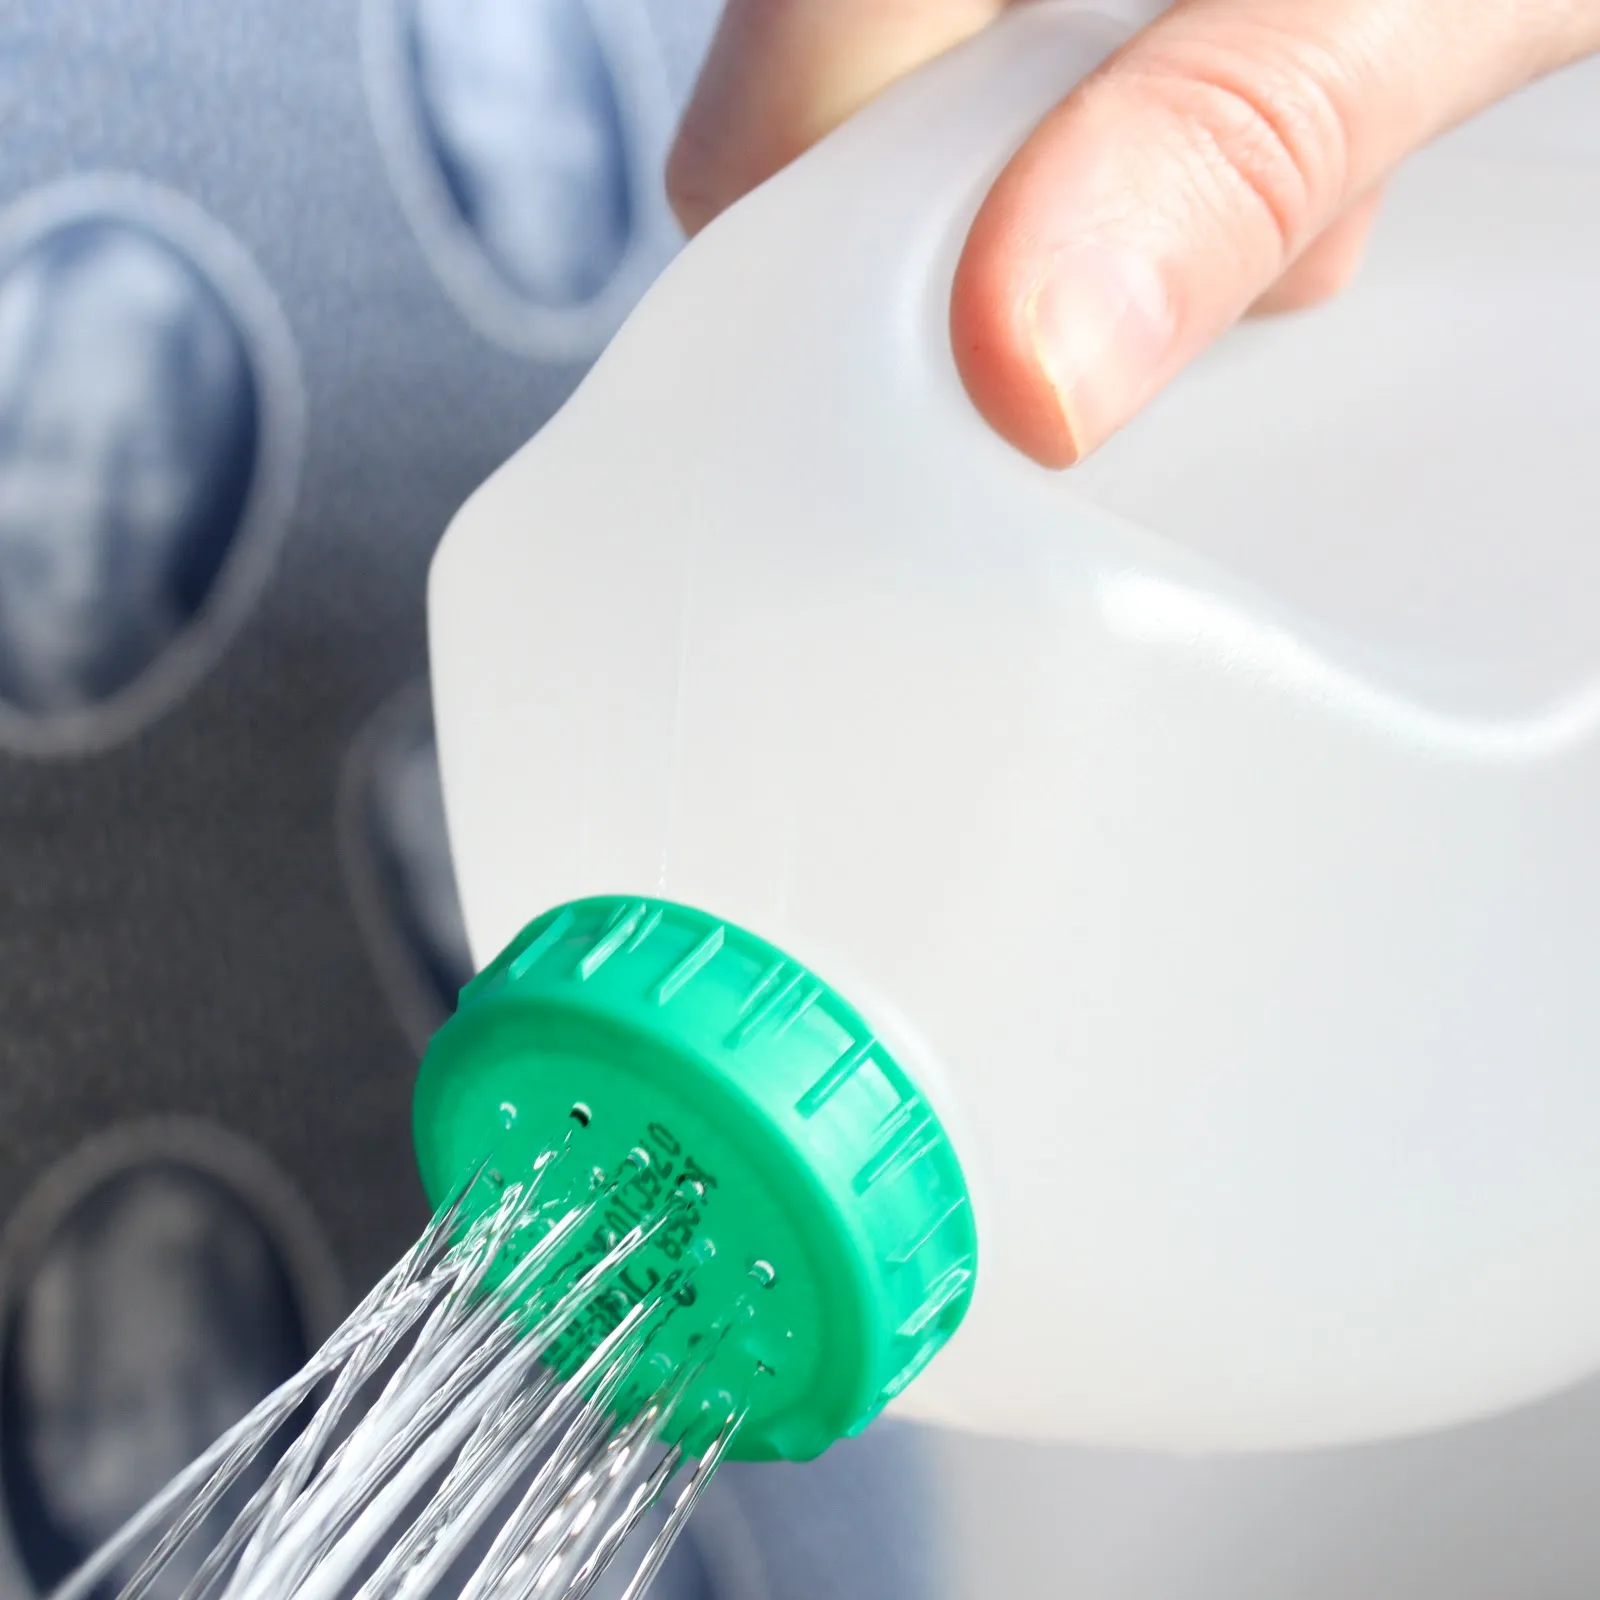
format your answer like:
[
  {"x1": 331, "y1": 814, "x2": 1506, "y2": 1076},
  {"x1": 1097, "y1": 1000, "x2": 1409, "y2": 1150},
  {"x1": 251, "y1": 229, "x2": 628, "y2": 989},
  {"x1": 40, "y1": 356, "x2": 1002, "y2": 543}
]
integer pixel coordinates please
[
  {"x1": 951, "y1": 206, "x2": 1083, "y2": 469},
  {"x1": 662, "y1": 2, "x2": 778, "y2": 239},
  {"x1": 665, "y1": 123, "x2": 721, "y2": 237}
]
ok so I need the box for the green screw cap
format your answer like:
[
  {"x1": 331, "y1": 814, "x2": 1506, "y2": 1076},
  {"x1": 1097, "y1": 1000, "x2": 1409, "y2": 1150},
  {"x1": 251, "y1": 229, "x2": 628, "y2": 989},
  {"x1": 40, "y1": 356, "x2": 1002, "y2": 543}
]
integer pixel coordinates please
[{"x1": 413, "y1": 896, "x2": 978, "y2": 1462}]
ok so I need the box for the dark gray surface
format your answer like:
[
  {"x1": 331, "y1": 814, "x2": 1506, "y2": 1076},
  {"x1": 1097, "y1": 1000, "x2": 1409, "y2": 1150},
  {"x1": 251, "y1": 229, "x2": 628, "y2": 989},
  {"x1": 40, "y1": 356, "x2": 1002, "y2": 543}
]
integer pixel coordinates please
[
  {"x1": 0, "y1": 0, "x2": 566, "y2": 1292},
  {"x1": 0, "y1": 3, "x2": 948, "y2": 1596}
]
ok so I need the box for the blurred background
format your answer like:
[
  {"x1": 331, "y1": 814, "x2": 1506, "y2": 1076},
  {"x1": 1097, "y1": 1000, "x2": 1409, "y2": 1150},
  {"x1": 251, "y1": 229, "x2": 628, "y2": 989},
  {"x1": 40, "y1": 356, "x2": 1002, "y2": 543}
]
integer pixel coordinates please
[
  {"x1": 0, "y1": 2, "x2": 1594, "y2": 1597},
  {"x1": 0, "y1": 2, "x2": 937, "y2": 1597}
]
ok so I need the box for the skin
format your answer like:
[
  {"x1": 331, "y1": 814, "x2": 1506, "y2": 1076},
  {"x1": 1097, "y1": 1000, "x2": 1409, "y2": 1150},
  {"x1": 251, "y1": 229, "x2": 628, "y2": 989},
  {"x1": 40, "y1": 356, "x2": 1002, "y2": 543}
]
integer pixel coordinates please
[{"x1": 665, "y1": 0, "x2": 1600, "y2": 467}]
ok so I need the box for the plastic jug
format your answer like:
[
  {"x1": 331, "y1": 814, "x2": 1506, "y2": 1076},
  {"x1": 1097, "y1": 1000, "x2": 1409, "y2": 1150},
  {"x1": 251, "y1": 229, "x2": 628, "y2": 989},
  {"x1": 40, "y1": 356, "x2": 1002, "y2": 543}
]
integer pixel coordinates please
[{"x1": 428, "y1": 1, "x2": 1600, "y2": 1454}]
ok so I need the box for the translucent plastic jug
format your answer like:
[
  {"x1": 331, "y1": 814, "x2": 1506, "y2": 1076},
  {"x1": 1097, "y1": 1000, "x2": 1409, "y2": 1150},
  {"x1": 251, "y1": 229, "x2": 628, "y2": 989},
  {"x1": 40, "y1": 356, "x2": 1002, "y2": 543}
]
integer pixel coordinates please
[{"x1": 429, "y1": 1, "x2": 1600, "y2": 1454}]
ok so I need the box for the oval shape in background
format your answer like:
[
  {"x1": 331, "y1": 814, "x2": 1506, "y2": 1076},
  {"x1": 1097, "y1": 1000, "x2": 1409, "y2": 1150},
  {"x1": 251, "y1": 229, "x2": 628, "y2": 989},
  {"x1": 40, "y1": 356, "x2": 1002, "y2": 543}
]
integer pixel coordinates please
[
  {"x1": 0, "y1": 1121, "x2": 341, "y2": 1599},
  {"x1": 340, "y1": 679, "x2": 476, "y2": 1055},
  {"x1": 362, "y1": 0, "x2": 712, "y2": 362},
  {"x1": 0, "y1": 175, "x2": 305, "y2": 757}
]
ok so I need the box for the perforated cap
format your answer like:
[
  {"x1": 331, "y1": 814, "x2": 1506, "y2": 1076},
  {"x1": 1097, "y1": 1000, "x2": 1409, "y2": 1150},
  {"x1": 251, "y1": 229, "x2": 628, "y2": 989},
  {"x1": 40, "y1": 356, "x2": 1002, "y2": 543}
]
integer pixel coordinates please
[{"x1": 412, "y1": 895, "x2": 978, "y2": 1461}]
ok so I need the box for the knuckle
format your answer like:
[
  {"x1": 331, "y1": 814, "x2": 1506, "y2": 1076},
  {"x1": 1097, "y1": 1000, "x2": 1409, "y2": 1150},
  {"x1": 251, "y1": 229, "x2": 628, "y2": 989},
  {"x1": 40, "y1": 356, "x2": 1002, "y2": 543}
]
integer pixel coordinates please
[{"x1": 1120, "y1": 34, "x2": 1357, "y2": 267}]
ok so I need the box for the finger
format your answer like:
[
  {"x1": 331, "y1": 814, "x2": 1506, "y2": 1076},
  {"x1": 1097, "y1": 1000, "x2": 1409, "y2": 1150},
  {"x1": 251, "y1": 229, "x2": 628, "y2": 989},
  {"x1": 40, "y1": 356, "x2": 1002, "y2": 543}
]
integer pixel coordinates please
[
  {"x1": 667, "y1": 0, "x2": 1008, "y2": 235},
  {"x1": 951, "y1": 0, "x2": 1600, "y2": 467},
  {"x1": 1249, "y1": 183, "x2": 1385, "y2": 315}
]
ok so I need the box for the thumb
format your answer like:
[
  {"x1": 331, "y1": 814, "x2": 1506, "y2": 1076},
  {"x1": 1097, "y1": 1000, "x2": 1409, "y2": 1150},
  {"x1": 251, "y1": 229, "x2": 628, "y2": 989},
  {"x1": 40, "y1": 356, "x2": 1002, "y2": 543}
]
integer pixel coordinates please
[{"x1": 953, "y1": 0, "x2": 1600, "y2": 467}]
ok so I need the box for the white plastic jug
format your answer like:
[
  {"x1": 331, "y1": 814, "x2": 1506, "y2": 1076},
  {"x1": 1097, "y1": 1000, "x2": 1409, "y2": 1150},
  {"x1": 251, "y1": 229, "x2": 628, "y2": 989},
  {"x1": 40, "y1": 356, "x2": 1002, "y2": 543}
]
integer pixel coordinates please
[{"x1": 428, "y1": 1, "x2": 1600, "y2": 1454}]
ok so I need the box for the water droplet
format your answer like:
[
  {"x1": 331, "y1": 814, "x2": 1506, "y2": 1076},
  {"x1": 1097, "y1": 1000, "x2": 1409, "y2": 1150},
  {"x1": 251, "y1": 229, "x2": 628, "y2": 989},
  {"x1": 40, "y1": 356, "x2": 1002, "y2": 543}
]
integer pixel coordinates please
[
  {"x1": 570, "y1": 1102, "x2": 593, "y2": 1127},
  {"x1": 627, "y1": 1146, "x2": 651, "y2": 1170},
  {"x1": 749, "y1": 1260, "x2": 777, "y2": 1289},
  {"x1": 499, "y1": 1101, "x2": 518, "y2": 1130}
]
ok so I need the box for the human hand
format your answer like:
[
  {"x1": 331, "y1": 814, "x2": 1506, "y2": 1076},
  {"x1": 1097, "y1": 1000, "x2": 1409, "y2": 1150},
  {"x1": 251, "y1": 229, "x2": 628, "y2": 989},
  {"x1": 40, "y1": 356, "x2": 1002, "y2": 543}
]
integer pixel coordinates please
[{"x1": 666, "y1": 0, "x2": 1600, "y2": 467}]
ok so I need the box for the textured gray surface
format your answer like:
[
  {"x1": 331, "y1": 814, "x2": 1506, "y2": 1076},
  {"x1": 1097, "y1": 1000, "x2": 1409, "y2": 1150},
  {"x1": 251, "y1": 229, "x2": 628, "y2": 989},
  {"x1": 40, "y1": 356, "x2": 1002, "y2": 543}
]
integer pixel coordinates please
[
  {"x1": 0, "y1": 0, "x2": 570, "y2": 1292},
  {"x1": 0, "y1": 2, "x2": 946, "y2": 1597}
]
